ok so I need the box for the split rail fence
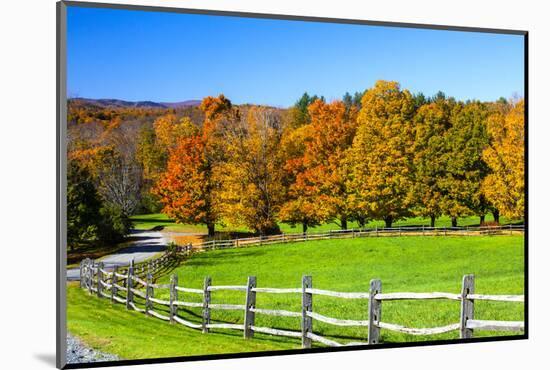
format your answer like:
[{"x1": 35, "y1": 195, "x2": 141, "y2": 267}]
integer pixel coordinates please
[
  {"x1": 80, "y1": 260, "x2": 524, "y2": 347},
  {"x1": 188, "y1": 224, "x2": 524, "y2": 251}
]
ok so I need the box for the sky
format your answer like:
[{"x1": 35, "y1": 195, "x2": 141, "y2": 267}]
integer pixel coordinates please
[{"x1": 67, "y1": 6, "x2": 525, "y2": 107}]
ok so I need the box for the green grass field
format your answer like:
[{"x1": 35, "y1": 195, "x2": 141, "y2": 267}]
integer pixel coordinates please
[
  {"x1": 67, "y1": 235, "x2": 524, "y2": 360},
  {"x1": 131, "y1": 213, "x2": 521, "y2": 235}
]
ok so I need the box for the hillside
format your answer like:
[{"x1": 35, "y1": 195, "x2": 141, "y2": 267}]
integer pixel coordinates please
[{"x1": 69, "y1": 97, "x2": 202, "y2": 109}]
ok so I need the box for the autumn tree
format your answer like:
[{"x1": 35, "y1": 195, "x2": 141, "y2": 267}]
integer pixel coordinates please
[
  {"x1": 279, "y1": 124, "x2": 324, "y2": 233},
  {"x1": 280, "y1": 99, "x2": 357, "y2": 231},
  {"x1": 440, "y1": 102, "x2": 490, "y2": 226},
  {"x1": 482, "y1": 99, "x2": 524, "y2": 219},
  {"x1": 346, "y1": 80, "x2": 416, "y2": 228},
  {"x1": 217, "y1": 106, "x2": 286, "y2": 235},
  {"x1": 137, "y1": 115, "x2": 199, "y2": 213},
  {"x1": 153, "y1": 134, "x2": 220, "y2": 236},
  {"x1": 286, "y1": 92, "x2": 325, "y2": 129},
  {"x1": 412, "y1": 99, "x2": 453, "y2": 227},
  {"x1": 152, "y1": 95, "x2": 233, "y2": 236}
]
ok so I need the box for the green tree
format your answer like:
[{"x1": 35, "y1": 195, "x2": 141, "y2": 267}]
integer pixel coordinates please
[
  {"x1": 440, "y1": 102, "x2": 490, "y2": 226},
  {"x1": 412, "y1": 99, "x2": 453, "y2": 226},
  {"x1": 67, "y1": 160, "x2": 102, "y2": 250}
]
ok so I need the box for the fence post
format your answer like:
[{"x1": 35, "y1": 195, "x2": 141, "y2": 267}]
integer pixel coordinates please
[
  {"x1": 301, "y1": 275, "x2": 313, "y2": 348},
  {"x1": 88, "y1": 261, "x2": 93, "y2": 294},
  {"x1": 375, "y1": 226, "x2": 379, "y2": 237},
  {"x1": 422, "y1": 225, "x2": 425, "y2": 236},
  {"x1": 202, "y1": 276, "x2": 211, "y2": 333},
  {"x1": 444, "y1": 227, "x2": 447, "y2": 236},
  {"x1": 460, "y1": 274, "x2": 475, "y2": 339},
  {"x1": 126, "y1": 260, "x2": 134, "y2": 310},
  {"x1": 510, "y1": 224, "x2": 513, "y2": 235},
  {"x1": 79, "y1": 261, "x2": 83, "y2": 288},
  {"x1": 368, "y1": 279, "x2": 382, "y2": 344},
  {"x1": 111, "y1": 265, "x2": 118, "y2": 303},
  {"x1": 97, "y1": 262, "x2": 104, "y2": 298},
  {"x1": 244, "y1": 276, "x2": 257, "y2": 339},
  {"x1": 170, "y1": 274, "x2": 178, "y2": 323},
  {"x1": 145, "y1": 273, "x2": 153, "y2": 316}
]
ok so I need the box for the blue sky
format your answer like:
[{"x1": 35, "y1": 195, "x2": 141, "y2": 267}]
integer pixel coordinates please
[{"x1": 67, "y1": 6, "x2": 525, "y2": 107}]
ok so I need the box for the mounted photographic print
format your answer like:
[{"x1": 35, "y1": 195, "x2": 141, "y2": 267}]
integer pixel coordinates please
[{"x1": 56, "y1": 1, "x2": 527, "y2": 368}]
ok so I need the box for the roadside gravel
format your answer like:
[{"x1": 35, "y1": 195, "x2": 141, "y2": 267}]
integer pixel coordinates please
[{"x1": 66, "y1": 333, "x2": 120, "y2": 364}]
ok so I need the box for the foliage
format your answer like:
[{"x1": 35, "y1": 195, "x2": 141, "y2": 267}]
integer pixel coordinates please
[
  {"x1": 282, "y1": 100, "x2": 358, "y2": 230},
  {"x1": 482, "y1": 100, "x2": 525, "y2": 219},
  {"x1": 67, "y1": 160, "x2": 131, "y2": 249},
  {"x1": 68, "y1": 81, "x2": 525, "y2": 237},
  {"x1": 152, "y1": 95, "x2": 233, "y2": 236},
  {"x1": 67, "y1": 160, "x2": 103, "y2": 250},
  {"x1": 136, "y1": 125, "x2": 167, "y2": 182},
  {"x1": 440, "y1": 102, "x2": 490, "y2": 225},
  {"x1": 217, "y1": 106, "x2": 285, "y2": 235},
  {"x1": 346, "y1": 81, "x2": 416, "y2": 227},
  {"x1": 152, "y1": 134, "x2": 220, "y2": 236},
  {"x1": 412, "y1": 100, "x2": 453, "y2": 226}
]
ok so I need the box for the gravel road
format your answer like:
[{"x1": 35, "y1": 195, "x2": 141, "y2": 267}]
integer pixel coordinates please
[{"x1": 67, "y1": 230, "x2": 167, "y2": 280}]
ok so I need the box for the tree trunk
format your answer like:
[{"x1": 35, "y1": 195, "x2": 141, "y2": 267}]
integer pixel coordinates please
[
  {"x1": 451, "y1": 217, "x2": 457, "y2": 227},
  {"x1": 357, "y1": 216, "x2": 366, "y2": 228},
  {"x1": 430, "y1": 215, "x2": 436, "y2": 228},
  {"x1": 341, "y1": 217, "x2": 348, "y2": 230},
  {"x1": 480, "y1": 214, "x2": 485, "y2": 225},
  {"x1": 302, "y1": 221, "x2": 308, "y2": 234},
  {"x1": 207, "y1": 223, "x2": 215, "y2": 237},
  {"x1": 384, "y1": 216, "x2": 393, "y2": 228},
  {"x1": 492, "y1": 209, "x2": 500, "y2": 224}
]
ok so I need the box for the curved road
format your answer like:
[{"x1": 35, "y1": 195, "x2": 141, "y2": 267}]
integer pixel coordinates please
[{"x1": 66, "y1": 230, "x2": 168, "y2": 281}]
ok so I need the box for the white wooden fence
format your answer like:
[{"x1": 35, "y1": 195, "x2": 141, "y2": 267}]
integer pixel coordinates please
[
  {"x1": 79, "y1": 261, "x2": 524, "y2": 347},
  {"x1": 188, "y1": 224, "x2": 524, "y2": 251}
]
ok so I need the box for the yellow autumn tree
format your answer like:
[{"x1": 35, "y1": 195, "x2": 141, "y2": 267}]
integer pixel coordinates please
[
  {"x1": 217, "y1": 106, "x2": 286, "y2": 235},
  {"x1": 482, "y1": 99, "x2": 524, "y2": 219},
  {"x1": 154, "y1": 114, "x2": 198, "y2": 152},
  {"x1": 346, "y1": 80, "x2": 415, "y2": 227}
]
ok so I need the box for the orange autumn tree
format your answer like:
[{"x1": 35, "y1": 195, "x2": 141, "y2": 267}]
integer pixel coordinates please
[
  {"x1": 279, "y1": 123, "x2": 324, "y2": 233},
  {"x1": 482, "y1": 99, "x2": 525, "y2": 219},
  {"x1": 153, "y1": 95, "x2": 233, "y2": 236},
  {"x1": 153, "y1": 134, "x2": 219, "y2": 236},
  {"x1": 280, "y1": 99, "x2": 358, "y2": 231}
]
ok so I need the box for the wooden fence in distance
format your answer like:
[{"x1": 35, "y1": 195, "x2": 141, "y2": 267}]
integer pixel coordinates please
[
  {"x1": 188, "y1": 224, "x2": 525, "y2": 251},
  {"x1": 80, "y1": 261, "x2": 524, "y2": 347}
]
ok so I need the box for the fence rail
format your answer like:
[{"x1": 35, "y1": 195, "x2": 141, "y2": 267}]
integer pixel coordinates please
[
  {"x1": 78, "y1": 224, "x2": 523, "y2": 284},
  {"x1": 188, "y1": 224, "x2": 524, "y2": 251},
  {"x1": 80, "y1": 261, "x2": 524, "y2": 347}
]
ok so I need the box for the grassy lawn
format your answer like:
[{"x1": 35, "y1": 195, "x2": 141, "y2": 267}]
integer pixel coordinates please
[
  {"x1": 131, "y1": 213, "x2": 522, "y2": 235},
  {"x1": 68, "y1": 235, "x2": 524, "y2": 360},
  {"x1": 67, "y1": 282, "x2": 297, "y2": 361}
]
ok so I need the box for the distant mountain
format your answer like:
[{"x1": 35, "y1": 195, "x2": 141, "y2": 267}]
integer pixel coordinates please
[{"x1": 70, "y1": 98, "x2": 202, "y2": 109}]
